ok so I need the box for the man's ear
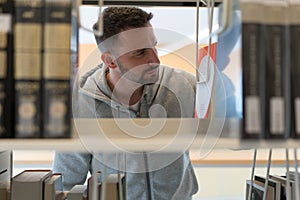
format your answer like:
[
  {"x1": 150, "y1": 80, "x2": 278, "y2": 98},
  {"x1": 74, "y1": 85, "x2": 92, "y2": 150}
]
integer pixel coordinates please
[{"x1": 101, "y1": 53, "x2": 117, "y2": 69}]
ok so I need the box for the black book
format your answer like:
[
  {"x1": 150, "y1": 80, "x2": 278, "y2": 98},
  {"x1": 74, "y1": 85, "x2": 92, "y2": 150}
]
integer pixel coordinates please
[
  {"x1": 43, "y1": 52, "x2": 71, "y2": 138},
  {"x1": 263, "y1": 1, "x2": 289, "y2": 139},
  {"x1": 14, "y1": 0, "x2": 43, "y2": 138},
  {"x1": 0, "y1": 0, "x2": 14, "y2": 138},
  {"x1": 14, "y1": 52, "x2": 42, "y2": 138},
  {"x1": 42, "y1": 0, "x2": 72, "y2": 138},
  {"x1": 289, "y1": 2, "x2": 300, "y2": 138},
  {"x1": 241, "y1": 1, "x2": 265, "y2": 139},
  {"x1": 14, "y1": 0, "x2": 43, "y2": 51},
  {"x1": 43, "y1": 0, "x2": 72, "y2": 51},
  {"x1": 0, "y1": 0, "x2": 13, "y2": 13}
]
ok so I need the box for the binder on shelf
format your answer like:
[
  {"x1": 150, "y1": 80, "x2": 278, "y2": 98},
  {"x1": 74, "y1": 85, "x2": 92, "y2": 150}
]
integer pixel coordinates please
[
  {"x1": 241, "y1": 1, "x2": 265, "y2": 139},
  {"x1": 0, "y1": 0, "x2": 13, "y2": 138},
  {"x1": 289, "y1": 1, "x2": 300, "y2": 138},
  {"x1": 263, "y1": 0, "x2": 289, "y2": 139},
  {"x1": 11, "y1": 169, "x2": 52, "y2": 200}
]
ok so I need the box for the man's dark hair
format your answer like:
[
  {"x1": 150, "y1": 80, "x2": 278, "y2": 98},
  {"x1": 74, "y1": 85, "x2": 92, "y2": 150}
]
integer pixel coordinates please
[{"x1": 94, "y1": 7, "x2": 153, "y2": 47}]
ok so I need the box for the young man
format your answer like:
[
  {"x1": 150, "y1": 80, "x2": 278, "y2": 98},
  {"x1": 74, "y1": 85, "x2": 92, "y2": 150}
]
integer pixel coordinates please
[{"x1": 53, "y1": 7, "x2": 198, "y2": 199}]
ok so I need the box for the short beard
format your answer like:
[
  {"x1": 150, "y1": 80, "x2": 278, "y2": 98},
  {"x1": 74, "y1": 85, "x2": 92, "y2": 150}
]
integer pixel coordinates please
[{"x1": 116, "y1": 59, "x2": 159, "y2": 85}]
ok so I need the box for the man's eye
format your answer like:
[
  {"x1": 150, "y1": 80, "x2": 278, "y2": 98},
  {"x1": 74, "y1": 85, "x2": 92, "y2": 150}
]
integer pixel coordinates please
[{"x1": 135, "y1": 49, "x2": 146, "y2": 56}]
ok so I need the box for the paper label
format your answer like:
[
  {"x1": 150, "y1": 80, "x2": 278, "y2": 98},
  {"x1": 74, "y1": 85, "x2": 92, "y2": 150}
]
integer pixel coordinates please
[
  {"x1": 270, "y1": 97, "x2": 285, "y2": 134},
  {"x1": 295, "y1": 97, "x2": 300, "y2": 134},
  {"x1": 0, "y1": 14, "x2": 11, "y2": 32},
  {"x1": 245, "y1": 96, "x2": 261, "y2": 133}
]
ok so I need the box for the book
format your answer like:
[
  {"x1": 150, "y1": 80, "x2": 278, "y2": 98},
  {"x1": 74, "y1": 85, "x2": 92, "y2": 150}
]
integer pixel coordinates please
[
  {"x1": 14, "y1": 0, "x2": 44, "y2": 138},
  {"x1": 0, "y1": 0, "x2": 13, "y2": 13},
  {"x1": 263, "y1": 0, "x2": 289, "y2": 139},
  {"x1": 0, "y1": 151, "x2": 11, "y2": 182},
  {"x1": 270, "y1": 174, "x2": 299, "y2": 200},
  {"x1": 0, "y1": 0, "x2": 13, "y2": 138},
  {"x1": 289, "y1": 0, "x2": 300, "y2": 138},
  {"x1": 246, "y1": 179, "x2": 276, "y2": 200},
  {"x1": 42, "y1": 0, "x2": 72, "y2": 138},
  {"x1": 254, "y1": 175, "x2": 281, "y2": 200},
  {"x1": 246, "y1": 179, "x2": 268, "y2": 200},
  {"x1": 14, "y1": 52, "x2": 42, "y2": 138},
  {"x1": 87, "y1": 172, "x2": 126, "y2": 200},
  {"x1": 43, "y1": 0, "x2": 72, "y2": 51},
  {"x1": 42, "y1": 52, "x2": 71, "y2": 138},
  {"x1": 241, "y1": 0, "x2": 265, "y2": 139},
  {"x1": 11, "y1": 169, "x2": 52, "y2": 200},
  {"x1": 87, "y1": 171, "x2": 101, "y2": 200},
  {"x1": 269, "y1": 174, "x2": 291, "y2": 200},
  {"x1": 67, "y1": 185, "x2": 87, "y2": 200},
  {"x1": 0, "y1": 181, "x2": 9, "y2": 200},
  {"x1": 14, "y1": 0, "x2": 43, "y2": 51},
  {"x1": 44, "y1": 173, "x2": 63, "y2": 200},
  {"x1": 101, "y1": 173, "x2": 126, "y2": 200}
]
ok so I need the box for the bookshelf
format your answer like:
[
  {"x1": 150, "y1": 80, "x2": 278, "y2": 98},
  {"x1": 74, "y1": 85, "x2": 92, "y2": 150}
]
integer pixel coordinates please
[{"x1": 1, "y1": 118, "x2": 300, "y2": 151}]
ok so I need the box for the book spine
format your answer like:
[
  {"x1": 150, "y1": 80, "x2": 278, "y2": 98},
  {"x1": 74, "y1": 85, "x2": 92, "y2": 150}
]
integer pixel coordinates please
[
  {"x1": 0, "y1": 0, "x2": 13, "y2": 138},
  {"x1": 43, "y1": 0, "x2": 72, "y2": 138},
  {"x1": 264, "y1": 1, "x2": 289, "y2": 139},
  {"x1": 289, "y1": 2, "x2": 300, "y2": 138},
  {"x1": 241, "y1": 2, "x2": 265, "y2": 139},
  {"x1": 0, "y1": 151, "x2": 11, "y2": 181},
  {"x1": 43, "y1": 53, "x2": 71, "y2": 138},
  {"x1": 14, "y1": 0, "x2": 43, "y2": 138}
]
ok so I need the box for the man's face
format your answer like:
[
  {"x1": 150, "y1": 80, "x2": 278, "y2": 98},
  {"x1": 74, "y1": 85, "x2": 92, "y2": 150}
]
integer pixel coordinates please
[{"x1": 113, "y1": 24, "x2": 160, "y2": 84}]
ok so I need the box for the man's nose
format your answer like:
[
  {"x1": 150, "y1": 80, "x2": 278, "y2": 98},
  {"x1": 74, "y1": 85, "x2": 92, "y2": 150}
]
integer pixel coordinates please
[{"x1": 148, "y1": 48, "x2": 160, "y2": 65}]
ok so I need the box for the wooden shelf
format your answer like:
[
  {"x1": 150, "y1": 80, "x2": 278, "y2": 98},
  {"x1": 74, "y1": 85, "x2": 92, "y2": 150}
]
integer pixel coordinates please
[
  {"x1": 0, "y1": 118, "x2": 300, "y2": 151},
  {"x1": 0, "y1": 118, "x2": 297, "y2": 151},
  {"x1": 0, "y1": 118, "x2": 300, "y2": 152}
]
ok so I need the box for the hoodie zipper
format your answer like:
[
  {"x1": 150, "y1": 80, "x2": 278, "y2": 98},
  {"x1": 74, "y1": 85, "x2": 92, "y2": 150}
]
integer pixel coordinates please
[
  {"x1": 140, "y1": 94, "x2": 153, "y2": 200},
  {"x1": 143, "y1": 153, "x2": 153, "y2": 200}
]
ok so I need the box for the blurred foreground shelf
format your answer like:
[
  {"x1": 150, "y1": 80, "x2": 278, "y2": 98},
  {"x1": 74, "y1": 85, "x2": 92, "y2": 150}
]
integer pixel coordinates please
[{"x1": 0, "y1": 118, "x2": 299, "y2": 151}]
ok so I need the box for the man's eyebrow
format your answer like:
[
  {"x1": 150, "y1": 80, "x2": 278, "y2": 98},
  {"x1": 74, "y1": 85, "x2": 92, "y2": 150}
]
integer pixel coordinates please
[{"x1": 131, "y1": 41, "x2": 158, "y2": 54}]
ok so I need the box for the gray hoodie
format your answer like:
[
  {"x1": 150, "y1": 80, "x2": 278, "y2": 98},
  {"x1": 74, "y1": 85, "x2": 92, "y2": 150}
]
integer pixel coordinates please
[{"x1": 53, "y1": 64, "x2": 199, "y2": 199}]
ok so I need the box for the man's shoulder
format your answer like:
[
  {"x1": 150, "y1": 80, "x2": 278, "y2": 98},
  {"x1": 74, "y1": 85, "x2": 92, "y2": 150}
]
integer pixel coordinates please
[{"x1": 79, "y1": 64, "x2": 105, "y2": 87}]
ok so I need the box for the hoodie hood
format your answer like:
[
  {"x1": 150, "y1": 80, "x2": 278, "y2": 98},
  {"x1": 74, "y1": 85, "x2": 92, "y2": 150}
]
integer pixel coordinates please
[{"x1": 77, "y1": 63, "x2": 196, "y2": 118}]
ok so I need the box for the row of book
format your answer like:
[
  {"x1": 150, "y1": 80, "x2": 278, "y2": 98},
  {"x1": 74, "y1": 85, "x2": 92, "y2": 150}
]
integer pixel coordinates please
[
  {"x1": 246, "y1": 171, "x2": 300, "y2": 200},
  {"x1": 0, "y1": 0, "x2": 77, "y2": 138},
  {"x1": 242, "y1": 0, "x2": 300, "y2": 139},
  {"x1": 0, "y1": 169, "x2": 125, "y2": 200}
]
